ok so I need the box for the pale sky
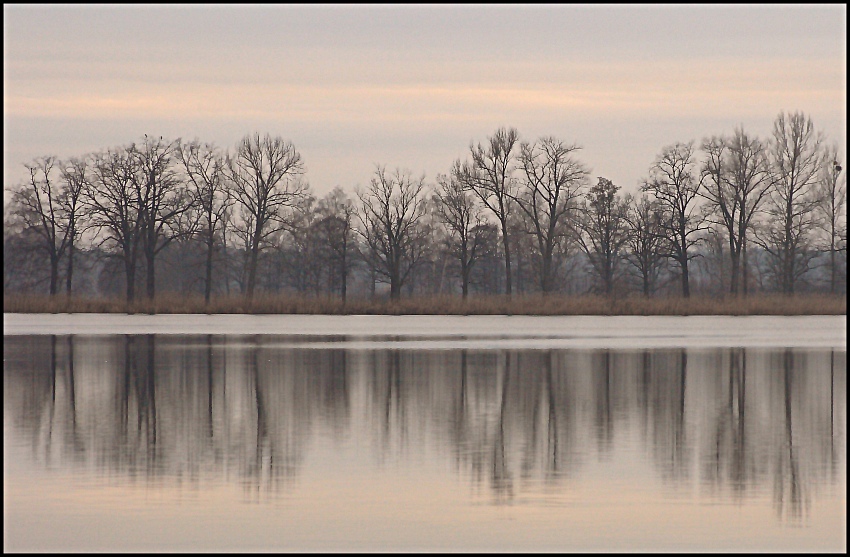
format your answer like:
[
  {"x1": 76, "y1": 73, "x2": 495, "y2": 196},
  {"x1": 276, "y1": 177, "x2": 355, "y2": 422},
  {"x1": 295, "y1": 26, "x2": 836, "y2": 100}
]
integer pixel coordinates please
[{"x1": 4, "y1": 4, "x2": 846, "y2": 200}]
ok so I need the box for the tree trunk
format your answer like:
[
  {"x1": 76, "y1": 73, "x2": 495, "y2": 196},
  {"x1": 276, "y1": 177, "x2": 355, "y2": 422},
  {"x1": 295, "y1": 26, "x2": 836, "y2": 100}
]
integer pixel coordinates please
[
  {"x1": 247, "y1": 244, "x2": 259, "y2": 300},
  {"x1": 340, "y1": 250, "x2": 347, "y2": 303},
  {"x1": 742, "y1": 234, "x2": 749, "y2": 297},
  {"x1": 66, "y1": 240, "x2": 74, "y2": 297},
  {"x1": 461, "y1": 260, "x2": 469, "y2": 300},
  {"x1": 146, "y1": 251, "x2": 156, "y2": 300},
  {"x1": 681, "y1": 257, "x2": 690, "y2": 298},
  {"x1": 729, "y1": 251, "x2": 740, "y2": 296},
  {"x1": 390, "y1": 276, "x2": 401, "y2": 300},
  {"x1": 125, "y1": 256, "x2": 136, "y2": 303},
  {"x1": 500, "y1": 219, "x2": 512, "y2": 297},
  {"x1": 541, "y1": 250, "x2": 552, "y2": 294},
  {"x1": 830, "y1": 233, "x2": 836, "y2": 294},
  {"x1": 205, "y1": 237, "x2": 214, "y2": 304},
  {"x1": 246, "y1": 219, "x2": 263, "y2": 299},
  {"x1": 49, "y1": 253, "x2": 59, "y2": 296}
]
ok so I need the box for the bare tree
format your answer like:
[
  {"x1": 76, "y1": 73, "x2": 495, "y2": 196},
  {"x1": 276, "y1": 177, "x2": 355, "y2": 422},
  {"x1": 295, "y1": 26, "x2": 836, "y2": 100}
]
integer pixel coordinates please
[
  {"x1": 515, "y1": 137, "x2": 589, "y2": 293},
  {"x1": 754, "y1": 111, "x2": 825, "y2": 294},
  {"x1": 356, "y1": 166, "x2": 428, "y2": 300},
  {"x1": 6, "y1": 156, "x2": 84, "y2": 296},
  {"x1": 227, "y1": 133, "x2": 306, "y2": 299},
  {"x1": 576, "y1": 177, "x2": 632, "y2": 296},
  {"x1": 279, "y1": 190, "x2": 326, "y2": 295},
  {"x1": 642, "y1": 141, "x2": 705, "y2": 297},
  {"x1": 625, "y1": 195, "x2": 668, "y2": 297},
  {"x1": 432, "y1": 166, "x2": 488, "y2": 299},
  {"x1": 316, "y1": 186, "x2": 357, "y2": 302},
  {"x1": 4, "y1": 212, "x2": 45, "y2": 292},
  {"x1": 458, "y1": 127, "x2": 520, "y2": 296},
  {"x1": 86, "y1": 146, "x2": 143, "y2": 302},
  {"x1": 179, "y1": 139, "x2": 232, "y2": 304},
  {"x1": 58, "y1": 157, "x2": 89, "y2": 296},
  {"x1": 132, "y1": 135, "x2": 190, "y2": 300},
  {"x1": 815, "y1": 146, "x2": 846, "y2": 294},
  {"x1": 700, "y1": 127, "x2": 773, "y2": 295}
]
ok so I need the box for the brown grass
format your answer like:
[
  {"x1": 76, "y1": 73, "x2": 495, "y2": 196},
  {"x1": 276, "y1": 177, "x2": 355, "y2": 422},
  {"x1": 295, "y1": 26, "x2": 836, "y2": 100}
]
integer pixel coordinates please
[{"x1": 3, "y1": 292, "x2": 846, "y2": 315}]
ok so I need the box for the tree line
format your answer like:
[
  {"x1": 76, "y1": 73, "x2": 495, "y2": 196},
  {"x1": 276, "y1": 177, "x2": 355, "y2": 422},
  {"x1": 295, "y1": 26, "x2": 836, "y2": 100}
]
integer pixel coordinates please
[{"x1": 4, "y1": 111, "x2": 846, "y2": 303}]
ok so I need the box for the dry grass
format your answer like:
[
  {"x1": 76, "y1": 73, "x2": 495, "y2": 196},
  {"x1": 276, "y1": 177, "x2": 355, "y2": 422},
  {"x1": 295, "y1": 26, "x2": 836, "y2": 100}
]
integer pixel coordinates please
[{"x1": 3, "y1": 292, "x2": 846, "y2": 315}]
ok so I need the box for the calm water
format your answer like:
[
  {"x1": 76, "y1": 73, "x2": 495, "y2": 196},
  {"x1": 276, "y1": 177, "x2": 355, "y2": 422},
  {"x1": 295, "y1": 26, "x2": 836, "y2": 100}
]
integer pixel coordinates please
[{"x1": 4, "y1": 330, "x2": 846, "y2": 551}]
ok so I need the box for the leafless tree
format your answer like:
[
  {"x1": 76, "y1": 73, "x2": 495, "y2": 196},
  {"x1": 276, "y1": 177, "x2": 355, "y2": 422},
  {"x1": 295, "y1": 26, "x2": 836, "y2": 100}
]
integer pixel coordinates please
[
  {"x1": 179, "y1": 139, "x2": 233, "y2": 304},
  {"x1": 132, "y1": 135, "x2": 190, "y2": 300},
  {"x1": 457, "y1": 127, "x2": 520, "y2": 296},
  {"x1": 227, "y1": 133, "x2": 306, "y2": 299},
  {"x1": 815, "y1": 145, "x2": 846, "y2": 294},
  {"x1": 700, "y1": 127, "x2": 773, "y2": 295},
  {"x1": 515, "y1": 136, "x2": 589, "y2": 293},
  {"x1": 642, "y1": 141, "x2": 705, "y2": 297},
  {"x1": 58, "y1": 157, "x2": 89, "y2": 296},
  {"x1": 507, "y1": 204, "x2": 537, "y2": 293},
  {"x1": 316, "y1": 186, "x2": 357, "y2": 302},
  {"x1": 6, "y1": 156, "x2": 85, "y2": 296},
  {"x1": 85, "y1": 146, "x2": 143, "y2": 302},
  {"x1": 356, "y1": 166, "x2": 428, "y2": 300},
  {"x1": 625, "y1": 195, "x2": 668, "y2": 297},
  {"x1": 433, "y1": 165, "x2": 488, "y2": 299},
  {"x1": 278, "y1": 192, "x2": 325, "y2": 295},
  {"x1": 754, "y1": 112, "x2": 825, "y2": 294},
  {"x1": 576, "y1": 177, "x2": 632, "y2": 296},
  {"x1": 4, "y1": 212, "x2": 45, "y2": 292}
]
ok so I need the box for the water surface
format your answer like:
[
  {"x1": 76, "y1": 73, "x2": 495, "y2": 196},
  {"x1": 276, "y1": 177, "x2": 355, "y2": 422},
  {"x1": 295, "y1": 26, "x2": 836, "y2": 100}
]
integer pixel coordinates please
[{"x1": 3, "y1": 316, "x2": 846, "y2": 551}]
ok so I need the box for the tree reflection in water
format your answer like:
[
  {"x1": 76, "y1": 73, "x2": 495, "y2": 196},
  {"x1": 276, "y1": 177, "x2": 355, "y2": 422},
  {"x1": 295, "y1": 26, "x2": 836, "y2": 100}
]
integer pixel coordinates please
[{"x1": 3, "y1": 335, "x2": 845, "y2": 521}]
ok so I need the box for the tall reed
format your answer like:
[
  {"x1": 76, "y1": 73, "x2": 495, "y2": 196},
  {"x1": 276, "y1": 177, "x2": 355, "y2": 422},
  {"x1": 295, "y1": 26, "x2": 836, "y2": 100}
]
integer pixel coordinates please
[{"x1": 3, "y1": 292, "x2": 846, "y2": 315}]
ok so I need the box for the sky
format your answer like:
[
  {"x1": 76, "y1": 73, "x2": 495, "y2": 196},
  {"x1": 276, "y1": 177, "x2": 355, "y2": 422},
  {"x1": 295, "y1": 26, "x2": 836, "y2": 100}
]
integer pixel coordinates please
[{"x1": 3, "y1": 4, "x2": 846, "y2": 201}]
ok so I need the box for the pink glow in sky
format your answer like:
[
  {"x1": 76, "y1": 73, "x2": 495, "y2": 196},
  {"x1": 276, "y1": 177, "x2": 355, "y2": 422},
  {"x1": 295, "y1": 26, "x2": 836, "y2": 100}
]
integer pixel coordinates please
[{"x1": 3, "y1": 5, "x2": 846, "y2": 198}]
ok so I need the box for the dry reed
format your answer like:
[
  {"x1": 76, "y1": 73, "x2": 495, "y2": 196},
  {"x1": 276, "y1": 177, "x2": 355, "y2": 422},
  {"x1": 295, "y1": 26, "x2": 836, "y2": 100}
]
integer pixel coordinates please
[{"x1": 3, "y1": 292, "x2": 846, "y2": 316}]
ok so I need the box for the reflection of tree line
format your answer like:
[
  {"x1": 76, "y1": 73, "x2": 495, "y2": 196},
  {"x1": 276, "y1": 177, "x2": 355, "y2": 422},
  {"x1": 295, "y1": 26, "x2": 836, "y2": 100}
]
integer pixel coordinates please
[{"x1": 4, "y1": 336, "x2": 845, "y2": 516}]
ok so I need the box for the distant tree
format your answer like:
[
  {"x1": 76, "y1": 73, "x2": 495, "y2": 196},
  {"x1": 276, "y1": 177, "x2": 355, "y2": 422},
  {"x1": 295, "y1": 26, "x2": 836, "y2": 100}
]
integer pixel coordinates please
[
  {"x1": 699, "y1": 127, "x2": 773, "y2": 295},
  {"x1": 132, "y1": 135, "x2": 190, "y2": 300},
  {"x1": 642, "y1": 141, "x2": 705, "y2": 297},
  {"x1": 178, "y1": 139, "x2": 232, "y2": 304},
  {"x1": 85, "y1": 145, "x2": 143, "y2": 302},
  {"x1": 815, "y1": 145, "x2": 846, "y2": 294},
  {"x1": 356, "y1": 166, "x2": 428, "y2": 300},
  {"x1": 515, "y1": 136, "x2": 589, "y2": 293},
  {"x1": 576, "y1": 177, "x2": 632, "y2": 296},
  {"x1": 227, "y1": 133, "x2": 306, "y2": 299},
  {"x1": 5, "y1": 156, "x2": 83, "y2": 296},
  {"x1": 3, "y1": 208, "x2": 48, "y2": 293},
  {"x1": 625, "y1": 195, "x2": 668, "y2": 297},
  {"x1": 754, "y1": 111, "x2": 825, "y2": 294},
  {"x1": 59, "y1": 157, "x2": 89, "y2": 296},
  {"x1": 316, "y1": 187, "x2": 357, "y2": 302},
  {"x1": 696, "y1": 226, "x2": 730, "y2": 296},
  {"x1": 458, "y1": 127, "x2": 520, "y2": 296},
  {"x1": 279, "y1": 191, "x2": 325, "y2": 294},
  {"x1": 467, "y1": 222, "x2": 502, "y2": 295},
  {"x1": 432, "y1": 166, "x2": 488, "y2": 299}
]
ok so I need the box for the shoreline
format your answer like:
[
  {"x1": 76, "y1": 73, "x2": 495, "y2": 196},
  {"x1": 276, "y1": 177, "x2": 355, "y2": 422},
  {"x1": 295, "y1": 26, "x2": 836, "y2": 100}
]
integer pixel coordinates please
[
  {"x1": 4, "y1": 313, "x2": 846, "y2": 349},
  {"x1": 3, "y1": 293, "x2": 846, "y2": 317}
]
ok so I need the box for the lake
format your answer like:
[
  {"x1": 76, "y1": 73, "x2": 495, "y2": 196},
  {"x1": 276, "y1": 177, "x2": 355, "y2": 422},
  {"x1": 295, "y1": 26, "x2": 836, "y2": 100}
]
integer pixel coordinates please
[{"x1": 3, "y1": 314, "x2": 846, "y2": 551}]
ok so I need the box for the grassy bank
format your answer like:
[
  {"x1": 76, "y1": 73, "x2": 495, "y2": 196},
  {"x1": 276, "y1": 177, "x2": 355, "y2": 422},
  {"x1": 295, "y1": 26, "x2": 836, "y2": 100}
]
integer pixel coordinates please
[{"x1": 3, "y1": 292, "x2": 846, "y2": 316}]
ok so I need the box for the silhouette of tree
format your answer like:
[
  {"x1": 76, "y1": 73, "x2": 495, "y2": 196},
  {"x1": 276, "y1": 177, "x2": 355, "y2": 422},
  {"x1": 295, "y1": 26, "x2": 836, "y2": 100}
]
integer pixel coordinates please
[
  {"x1": 227, "y1": 133, "x2": 306, "y2": 299},
  {"x1": 642, "y1": 141, "x2": 706, "y2": 297},
  {"x1": 356, "y1": 166, "x2": 428, "y2": 300}
]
